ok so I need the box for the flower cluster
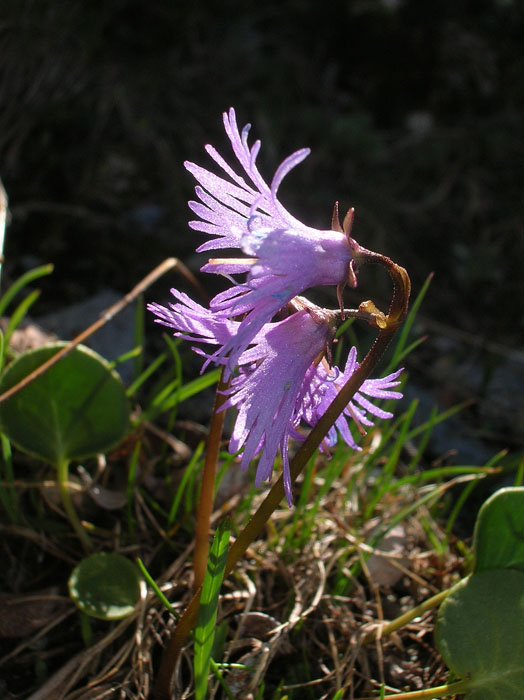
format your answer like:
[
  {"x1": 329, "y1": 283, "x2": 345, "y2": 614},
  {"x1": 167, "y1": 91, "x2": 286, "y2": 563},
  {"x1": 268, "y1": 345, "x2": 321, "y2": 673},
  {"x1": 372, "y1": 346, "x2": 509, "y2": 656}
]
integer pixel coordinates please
[{"x1": 149, "y1": 108, "x2": 403, "y2": 504}]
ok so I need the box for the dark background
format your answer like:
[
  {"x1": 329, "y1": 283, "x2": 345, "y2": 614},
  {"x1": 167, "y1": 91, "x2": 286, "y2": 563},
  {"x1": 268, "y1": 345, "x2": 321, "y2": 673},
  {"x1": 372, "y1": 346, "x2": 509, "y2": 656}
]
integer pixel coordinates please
[{"x1": 1, "y1": 0, "x2": 523, "y2": 456}]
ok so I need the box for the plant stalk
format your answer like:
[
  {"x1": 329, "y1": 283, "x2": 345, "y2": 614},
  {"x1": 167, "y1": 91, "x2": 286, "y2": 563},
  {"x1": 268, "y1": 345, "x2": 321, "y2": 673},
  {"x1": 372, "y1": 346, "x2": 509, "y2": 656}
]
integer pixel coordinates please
[
  {"x1": 56, "y1": 457, "x2": 93, "y2": 553},
  {"x1": 361, "y1": 587, "x2": 452, "y2": 645},
  {"x1": 192, "y1": 368, "x2": 229, "y2": 591},
  {"x1": 355, "y1": 678, "x2": 472, "y2": 700},
  {"x1": 155, "y1": 253, "x2": 411, "y2": 699}
]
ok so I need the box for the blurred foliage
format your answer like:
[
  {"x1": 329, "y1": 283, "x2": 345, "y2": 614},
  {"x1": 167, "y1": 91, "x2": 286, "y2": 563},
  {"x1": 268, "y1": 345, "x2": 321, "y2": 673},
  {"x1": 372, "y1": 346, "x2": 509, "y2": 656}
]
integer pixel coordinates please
[{"x1": 1, "y1": 0, "x2": 523, "y2": 342}]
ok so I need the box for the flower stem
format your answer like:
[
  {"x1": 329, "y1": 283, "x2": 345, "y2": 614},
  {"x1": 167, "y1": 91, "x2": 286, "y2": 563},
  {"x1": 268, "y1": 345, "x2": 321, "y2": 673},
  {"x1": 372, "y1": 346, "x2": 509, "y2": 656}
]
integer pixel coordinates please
[
  {"x1": 56, "y1": 457, "x2": 93, "y2": 553},
  {"x1": 192, "y1": 368, "x2": 229, "y2": 591},
  {"x1": 224, "y1": 322, "x2": 399, "y2": 576},
  {"x1": 225, "y1": 255, "x2": 410, "y2": 575},
  {"x1": 154, "y1": 255, "x2": 411, "y2": 700},
  {"x1": 355, "y1": 678, "x2": 472, "y2": 700},
  {"x1": 361, "y1": 587, "x2": 453, "y2": 645}
]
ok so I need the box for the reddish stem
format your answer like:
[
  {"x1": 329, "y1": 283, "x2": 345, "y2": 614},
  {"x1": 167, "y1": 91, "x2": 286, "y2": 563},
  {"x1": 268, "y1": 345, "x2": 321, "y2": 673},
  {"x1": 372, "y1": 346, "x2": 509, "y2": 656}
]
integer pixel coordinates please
[
  {"x1": 154, "y1": 255, "x2": 411, "y2": 700},
  {"x1": 192, "y1": 369, "x2": 229, "y2": 590}
]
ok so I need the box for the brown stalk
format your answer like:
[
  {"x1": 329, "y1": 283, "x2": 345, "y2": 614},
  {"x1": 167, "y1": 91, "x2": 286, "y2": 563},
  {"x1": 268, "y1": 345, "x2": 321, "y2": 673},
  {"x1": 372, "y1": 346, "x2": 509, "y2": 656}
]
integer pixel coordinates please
[
  {"x1": 192, "y1": 368, "x2": 230, "y2": 591},
  {"x1": 154, "y1": 250, "x2": 411, "y2": 699}
]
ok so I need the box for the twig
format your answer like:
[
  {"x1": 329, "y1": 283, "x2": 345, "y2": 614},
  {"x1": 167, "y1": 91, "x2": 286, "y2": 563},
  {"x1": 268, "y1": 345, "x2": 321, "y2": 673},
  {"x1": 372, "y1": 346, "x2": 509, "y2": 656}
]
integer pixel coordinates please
[{"x1": 0, "y1": 257, "x2": 199, "y2": 405}]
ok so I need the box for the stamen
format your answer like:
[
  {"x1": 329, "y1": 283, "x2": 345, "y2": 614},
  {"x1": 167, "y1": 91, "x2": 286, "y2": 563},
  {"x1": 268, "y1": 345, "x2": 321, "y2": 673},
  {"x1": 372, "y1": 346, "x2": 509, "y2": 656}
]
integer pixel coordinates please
[
  {"x1": 320, "y1": 437, "x2": 331, "y2": 454},
  {"x1": 207, "y1": 258, "x2": 258, "y2": 266},
  {"x1": 312, "y1": 350, "x2": 326, "y2": 367},
  {"x1": 323, "y1": 355, "x2": 366, "y2": 437},
  {"x1": 345, "y1": 402, "x2": 367, "y2": 436}
]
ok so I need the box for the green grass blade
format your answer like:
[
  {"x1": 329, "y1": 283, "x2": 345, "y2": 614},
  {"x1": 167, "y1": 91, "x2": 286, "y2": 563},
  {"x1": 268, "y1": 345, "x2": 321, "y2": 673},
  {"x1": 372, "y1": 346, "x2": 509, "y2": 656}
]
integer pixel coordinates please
[
  {"x1": 445, "y1": 478, "x2": 478, "y2": 535},
  {"x1": 0, "y1": 183, "x2": 6, "y2": 289},
  {"x1": 0, "y1": 433, "x2": 19, "y2": 523},
  {"x1": 365, "y1": 473, "x2": 486, "y2": 558},
  {"x1": 141, "y1": 367, "x2": 220, "y2": 422},
  {"x1": 387, "y1": 464, "x2": 499, "y2": 493},
  {"x1": 384, "y1": 272, "x2": 432, "y2": 374},
  {"x1": 163, "y1": 335, "x2": 183, "y2": 429},
  {"x1": 194, "y1": 519, "x2": 231, "y2": 700},
  {"x1": 173, "y1": 367, "x2": 221, "y2": 404},
  {"x1": 514, "y1": 454, "x2": 524, "y2": 487},
  {"x1": 405, "y1": 400, "x2": 472, "y2": 443},
  {"x1": 3, "y1": 289, "x2": 41, "y2": 348},
  {"x1": 167, "y1": 440, "x2": 205, "y2": 526},
  {"x1": 390, "y1": 334, "x2": 427, "y2": 366},
  {"x1": 209, "y1": 658, "x2": 236, "y2": 700},
  {"x1": 0, "y1": 264, "x2": 54, "y2": 319},
  {"x1": 107, "y1": 346, "x2": 143, "y2": 376},
  {"x1": 0, "y1": 327, "x2": 4, "y2": 372},
  {"x1": 146, "y1": 377, "x2": 181, "y2": 412},
  {"x1": 406, "y1": 404, "x2": 437, "y2": 473},
  {"x1": 282, "y1": 454, "x2": 316, "y2": 550},
  {"x1": 126, "y1": 352, "x2": 167, "y2": 398},
  {"x1": 136, "y1": 557, "x2": 178, "y2": 618},
  {"x1": 287, "y1": 449, "x2": 349, "y2": 550},
  {"x1": 126, "y1": 439, "x2": 141, "y2": 534},
  {"x1": 364, "y1": 399, "x2": 418, "y2": 519}
]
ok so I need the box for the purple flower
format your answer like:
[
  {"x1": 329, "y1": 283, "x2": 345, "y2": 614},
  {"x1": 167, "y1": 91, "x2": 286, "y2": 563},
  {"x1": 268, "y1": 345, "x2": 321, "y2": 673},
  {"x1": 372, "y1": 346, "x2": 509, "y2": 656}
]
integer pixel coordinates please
[
  {"x1": 222, "y1": 307, "x2": 334, "y2": 505},
  {"x1": 184, "y1": 108, "x2": 357, "y2": 369},
  {"x1": 185, "y1": 108, "x2": 310, "y2": 252},
  {"x1": 148, "y1": 289, "x2": 237, "y2": 369},
  {"x1": 149, "y1": 291, "x2": 403, "y2": 505},
  {"x1": 298, "y1": 348, "x2": 403, "y2": 452},
  {"x1": 148, "y1": 108, "x2": 406, "y2": 506},
  {"x1": 149, "y1": 292, "x2": 335, "y2": 504}
]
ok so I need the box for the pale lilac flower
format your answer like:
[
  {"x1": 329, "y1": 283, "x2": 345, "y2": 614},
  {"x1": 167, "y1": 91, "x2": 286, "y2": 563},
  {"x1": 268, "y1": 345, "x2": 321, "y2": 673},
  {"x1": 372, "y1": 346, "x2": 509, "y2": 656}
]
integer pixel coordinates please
[
  {"x1": 185, "y1": 107, "x2": 311, "y2": 251},
  {"x1": 297, "y1": 348, "x2": 403, "y2": 452},
  {"x1": 148, "y1": 289, "x2": 237, "y2": 368},
  {"x1": 222, "y1": 307, "x2": 333, "y2": 505},
  {"x1": 149, "y1": 291, "x2": 335, "y2": 504},
  {"x1": 149, "y1": 108, "x2": 404, "y2": 505},
  {"x1": 184, "y1": 108, "x2": 357, "y2": 369},
  {"x1": 148, "y1": 291, "x2": 403, "y2": 504}
]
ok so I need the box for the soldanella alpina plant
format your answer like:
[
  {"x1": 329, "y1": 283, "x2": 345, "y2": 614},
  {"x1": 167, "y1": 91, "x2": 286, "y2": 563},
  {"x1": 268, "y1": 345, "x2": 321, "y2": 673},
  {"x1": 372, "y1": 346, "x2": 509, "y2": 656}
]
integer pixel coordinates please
[{"x1": 149, "y1": 108, "x2": 411, "y2": 698}]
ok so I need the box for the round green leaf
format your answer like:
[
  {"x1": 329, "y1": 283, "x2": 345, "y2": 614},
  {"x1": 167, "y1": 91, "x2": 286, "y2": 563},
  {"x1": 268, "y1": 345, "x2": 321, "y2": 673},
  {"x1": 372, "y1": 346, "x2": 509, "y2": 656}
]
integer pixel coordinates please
[
  {"x1": 0, "y1": 343, "x2": 130, "y2": 465},
  {"x1": 435, "y1": 569, "x2": 524, "y2": 699},
  {"x1": 69, "y1": 553, "x2": 143, "y2": 620},
  {"x1": 473, "y1": 487, "x2": 524, "y2": 573}
]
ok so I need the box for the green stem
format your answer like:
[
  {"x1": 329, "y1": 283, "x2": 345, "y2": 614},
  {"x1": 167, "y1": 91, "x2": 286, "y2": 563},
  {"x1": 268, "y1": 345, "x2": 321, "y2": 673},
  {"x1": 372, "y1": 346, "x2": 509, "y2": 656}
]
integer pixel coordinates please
[
  {"x1": 192, "y1": 368, "x2": 229, "y2": 591},
  {"x1": 56, "y1": 457, "x2": 93, "y2": 552},
  {"x1": 361, "y1": 587, "x2": 453, "y2": 645},
  {"x1": 356, "y1": 678, "x2": 472, "y2": 700}
]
